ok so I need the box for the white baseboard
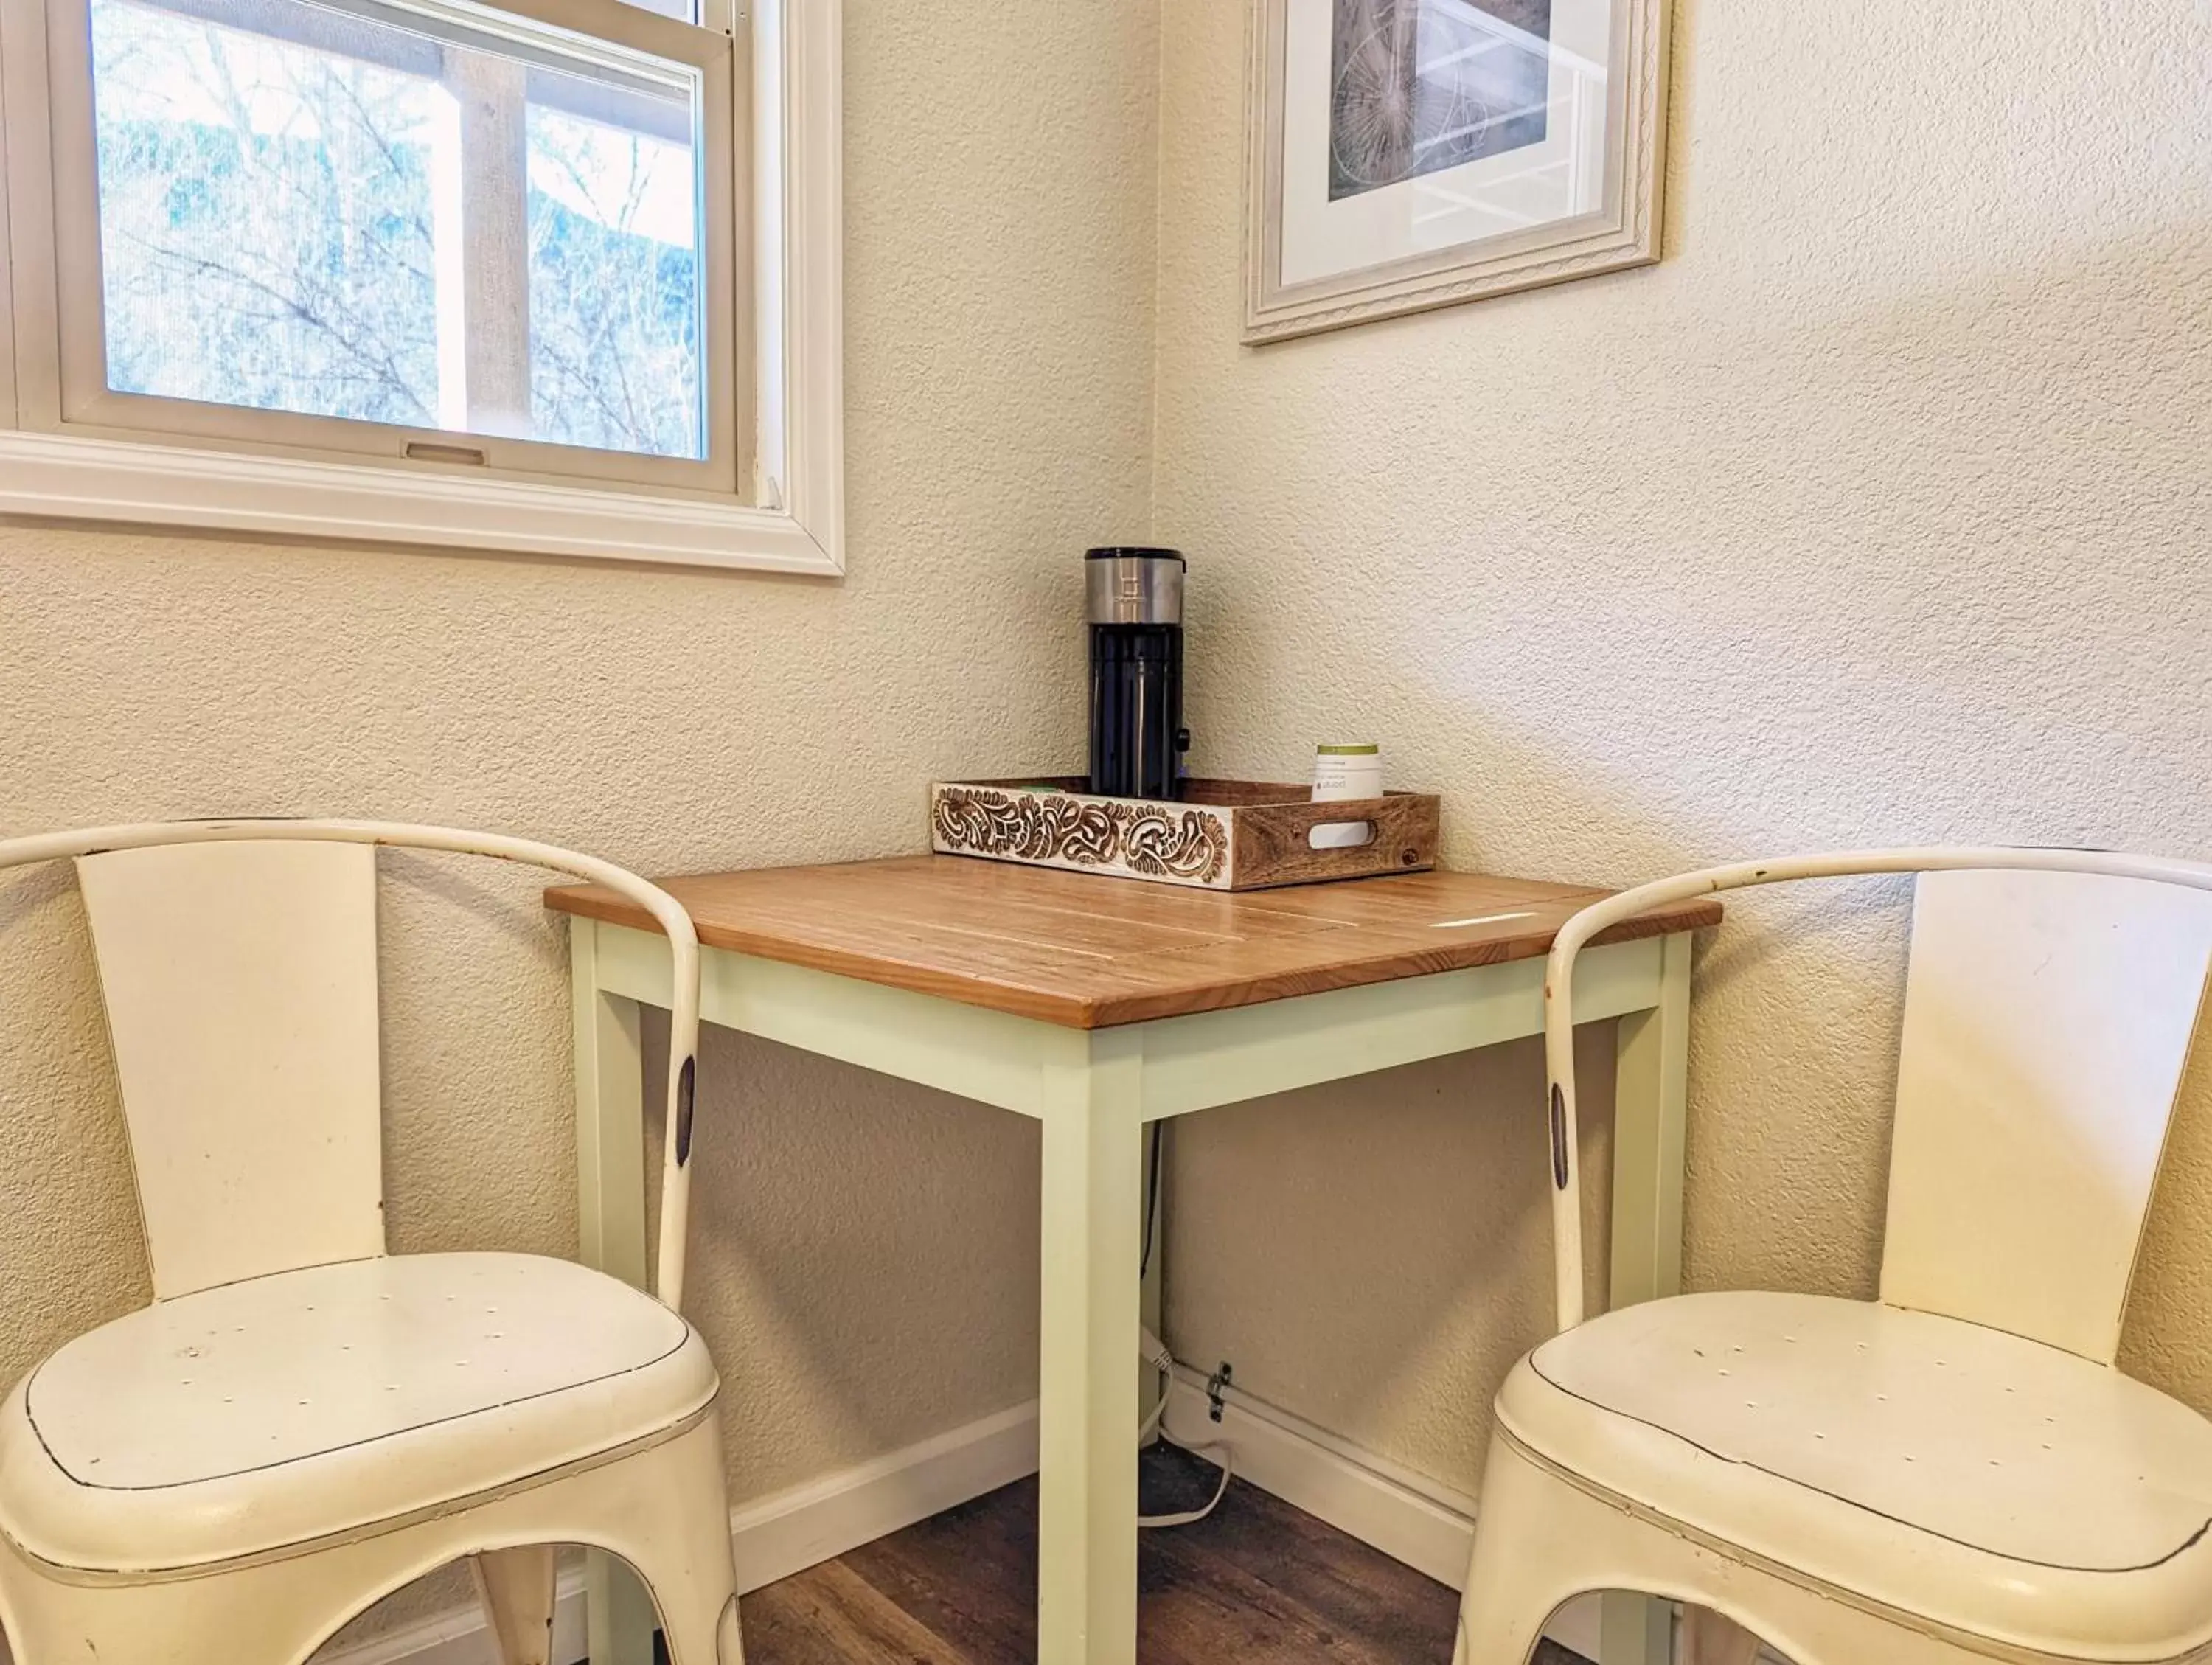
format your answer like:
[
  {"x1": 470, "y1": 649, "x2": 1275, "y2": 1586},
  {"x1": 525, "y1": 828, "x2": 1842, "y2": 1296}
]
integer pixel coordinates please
[
  {"x1": 314, "y1": 1566, "x2": 588, "y2": 1665},
  {"x1": 1160, "y1": 1366, "x2": 1602, "y2": 1658},
  {"x1": 1161, "y1": 1366, "x2": 1480, "y2": 1586},
  {"x1": 726, "y1": 1398, "x2": 1040, "y2": 1593},
  {"x1": 307, "y1": 1386, "x2": 1627, "y2": 1665}
]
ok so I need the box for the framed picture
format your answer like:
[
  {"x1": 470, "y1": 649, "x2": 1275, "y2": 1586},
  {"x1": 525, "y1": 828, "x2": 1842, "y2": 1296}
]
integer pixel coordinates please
[{"x1": 1245, "y1": 0, "x2": 1673, "y2": 343}]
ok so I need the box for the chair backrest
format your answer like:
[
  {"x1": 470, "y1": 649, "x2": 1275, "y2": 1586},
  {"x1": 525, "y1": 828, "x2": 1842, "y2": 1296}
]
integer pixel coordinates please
[
  {"x1": 1880, "y1": 868, "x2": 2212, "y2": 1362},
  {"x1": 74, "y1": 841, "x2": 386, "y2": 1300},
  {"x1": 0, "y1": 818, "x2": 705, "y2": 1310},
  {"x1": 1536, "y1": 847, "x2": 2212, "y2": 1340}
]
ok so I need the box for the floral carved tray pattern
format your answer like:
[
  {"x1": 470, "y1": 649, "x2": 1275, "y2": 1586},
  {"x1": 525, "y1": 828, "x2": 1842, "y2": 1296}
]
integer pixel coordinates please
[{"x1": 932, "y1": 786, "x2": 1230, "y2": 884}]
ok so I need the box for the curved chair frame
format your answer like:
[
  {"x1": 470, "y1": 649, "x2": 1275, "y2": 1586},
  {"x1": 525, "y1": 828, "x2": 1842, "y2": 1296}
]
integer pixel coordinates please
[
  {"x1": 1540, "y1": 845, "x2": 2212, "y2": 1335},
  {"x1": 1475, "y1": 846, "x2": 2212, "y2": 1665},
  {"x1": 0, "y1": 817, "x2": 703, "y2": 1308},
  {"x1": 0, "y1": 817, "x2": 724, "y2": 1664}
]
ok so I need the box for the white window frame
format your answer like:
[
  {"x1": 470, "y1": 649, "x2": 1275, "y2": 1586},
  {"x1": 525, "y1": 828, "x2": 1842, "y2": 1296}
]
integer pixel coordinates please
[
  {"x1": 27, "y1": 0, "x2": 748, "y2": 495},
  {"x1": 0, "y1": 0, "x2": 842, "y2": 574}
]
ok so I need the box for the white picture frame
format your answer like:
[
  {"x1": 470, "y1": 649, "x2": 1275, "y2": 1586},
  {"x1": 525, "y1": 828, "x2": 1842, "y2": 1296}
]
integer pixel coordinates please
[{"x1": 1245, "y1": 0, "x2": 1672, "y2": 344}]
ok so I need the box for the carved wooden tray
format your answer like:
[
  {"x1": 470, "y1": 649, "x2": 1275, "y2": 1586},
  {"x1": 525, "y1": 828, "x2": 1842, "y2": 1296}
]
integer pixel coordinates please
[{"x1": 928, "y1": 778, "x2": 1441, "y2": 891}]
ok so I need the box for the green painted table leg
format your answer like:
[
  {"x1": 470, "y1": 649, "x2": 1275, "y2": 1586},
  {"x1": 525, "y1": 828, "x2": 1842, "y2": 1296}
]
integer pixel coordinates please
[
  {"x1": 1599, "y1": 932, "x2": 1694, "y2": 1665},
  {"x1": 1035, "y1": 1029, "x2": 1145, "y2": 1665},
  {"x1": 571, "y1": 919, "x2": 658, "y2": 1665}
]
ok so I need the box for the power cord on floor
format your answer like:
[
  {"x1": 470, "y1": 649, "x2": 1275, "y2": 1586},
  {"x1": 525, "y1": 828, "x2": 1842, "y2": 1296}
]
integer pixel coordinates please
[
  {"x1": 1137, "y1": 1127, "x2": 1230, "y2": 1529},
  {"x1": 1137, "y1": 1328, "x2": 1232, "y2": 1529}
]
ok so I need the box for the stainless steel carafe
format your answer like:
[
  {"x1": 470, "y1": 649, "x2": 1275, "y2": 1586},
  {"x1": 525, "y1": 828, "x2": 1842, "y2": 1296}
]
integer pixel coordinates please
[{"x1": 1085, "y1": 547, "x2": 1189, "y2": 801}]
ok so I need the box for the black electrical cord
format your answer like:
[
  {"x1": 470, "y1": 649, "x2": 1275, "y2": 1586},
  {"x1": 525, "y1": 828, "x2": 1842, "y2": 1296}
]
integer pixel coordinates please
[
  {"x1": 1139, "y1": 1119, "x2": 1164, "y2": 1276},
  {"x1": 1132, "y1": 1117, "x2": 1231, "y2": 1530}
]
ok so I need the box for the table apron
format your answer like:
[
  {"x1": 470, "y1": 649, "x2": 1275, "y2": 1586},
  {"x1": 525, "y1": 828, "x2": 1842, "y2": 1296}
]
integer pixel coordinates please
[
  {"x1": 580, "y1": 920, "x2": 1668, "y2": 1124},
  {"x1": 1133, "y1": 937, "x2": 1662, "y2": 1121}
]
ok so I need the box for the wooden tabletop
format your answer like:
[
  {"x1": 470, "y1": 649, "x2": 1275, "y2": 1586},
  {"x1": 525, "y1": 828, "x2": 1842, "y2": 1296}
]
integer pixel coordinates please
[{"x1": 546, "y1": 858, "x2": 1720, "y2": 1029}]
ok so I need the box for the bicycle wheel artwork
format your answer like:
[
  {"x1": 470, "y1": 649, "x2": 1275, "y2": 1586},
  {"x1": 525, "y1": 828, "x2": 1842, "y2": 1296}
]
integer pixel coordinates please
[
  {"x1": 1327, "y1": 0, "x2": 1554, "y2": 200},
  {"x1": 1247, "y1": 0, "x2": 1672, "y2": 342}
]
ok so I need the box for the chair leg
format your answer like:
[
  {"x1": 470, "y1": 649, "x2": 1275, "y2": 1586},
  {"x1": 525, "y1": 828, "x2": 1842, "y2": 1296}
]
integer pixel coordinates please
[
  {"x1": 609, "y1": 1431, "x2": 743, "y2": 1665},
  {"x1": 0, "y1": 1414, "x2": 742, "y2": 1665},
  {"x1": 1451, "y1": 1591, "x2": 1552, "y2": 1665},
  {"x1": 473, "y1": 1544, "x2": 559, "y2": 1665},
  {"x1": 1458, "y1": 1429, "x2": 2006, "y2": 1665},
  {"x1": 1452, "y1": 1440, "x2": 1597, "y2": 1665},
  {"x1": 1681, "y1": 1605, "x2": 1767, "y2": 1665},
  {"x1": 0, "y1": 1548, "x2": 343, "y2": 1665},
  {"x1": 650, "y1": 1588, "x2": 743, "y2": 1665}
]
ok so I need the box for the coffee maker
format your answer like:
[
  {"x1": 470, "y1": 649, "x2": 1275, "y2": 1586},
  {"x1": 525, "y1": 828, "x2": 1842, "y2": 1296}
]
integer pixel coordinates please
[{"x1": 1086, "y1": 547, "x2": 1189, "y2": 801}]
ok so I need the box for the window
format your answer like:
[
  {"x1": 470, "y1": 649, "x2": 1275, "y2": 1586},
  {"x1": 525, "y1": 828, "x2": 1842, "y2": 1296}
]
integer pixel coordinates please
[{"x1": 0, "y1": 0, "x2": 842, "y2": 571}]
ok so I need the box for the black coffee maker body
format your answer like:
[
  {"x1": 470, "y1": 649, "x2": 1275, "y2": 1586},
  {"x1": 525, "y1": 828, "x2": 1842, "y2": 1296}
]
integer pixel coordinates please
[{"x1": 1087, "y1": 547, "x2": 1189, "y2": 801}]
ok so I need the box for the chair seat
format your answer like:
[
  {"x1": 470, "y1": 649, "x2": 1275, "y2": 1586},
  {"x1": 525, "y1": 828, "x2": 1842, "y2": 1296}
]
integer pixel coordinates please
[
  {"x1": 1500, "y1": 1290, "x2": 2212, "y2": 1659},
  {"x1": 0, "y1": 1252, "x2": 717, "y2": 1574}
]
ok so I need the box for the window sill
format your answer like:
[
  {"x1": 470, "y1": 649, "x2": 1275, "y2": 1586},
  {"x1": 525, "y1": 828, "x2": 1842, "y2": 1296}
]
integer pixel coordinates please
[{"x1": 0, "y1": 428, "x2": 843, "y2": 574}]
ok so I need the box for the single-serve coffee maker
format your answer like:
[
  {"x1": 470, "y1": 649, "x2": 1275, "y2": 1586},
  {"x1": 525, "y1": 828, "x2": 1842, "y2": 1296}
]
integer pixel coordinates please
[{"x1": 1086, "y1": 546, "x2": 1189, "y2": 801}]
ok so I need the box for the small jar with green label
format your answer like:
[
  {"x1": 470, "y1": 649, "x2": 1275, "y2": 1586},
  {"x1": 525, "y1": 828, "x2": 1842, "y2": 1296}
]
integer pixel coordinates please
[{"x1": 1311, "y1": 743, "x2": 1382, "y2": 849}]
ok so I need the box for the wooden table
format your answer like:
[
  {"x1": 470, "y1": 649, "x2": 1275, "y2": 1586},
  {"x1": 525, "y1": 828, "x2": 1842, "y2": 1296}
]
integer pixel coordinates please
[{"x1": 546, "y1": 857, "x2": 1720, "y2": 1665}]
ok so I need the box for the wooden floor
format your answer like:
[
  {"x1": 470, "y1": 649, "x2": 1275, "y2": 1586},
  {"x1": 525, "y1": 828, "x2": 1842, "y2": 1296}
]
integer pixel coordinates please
[{"x1": 737, "y1": 1445, "x2": 1584, "y2": 1665}]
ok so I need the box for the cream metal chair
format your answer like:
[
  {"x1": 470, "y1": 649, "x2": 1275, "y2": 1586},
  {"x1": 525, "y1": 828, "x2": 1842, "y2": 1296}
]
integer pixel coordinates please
[
  {"x1": 1454, "y1": 849, "x2": 2212, "y2": 1665},
  {"x1": 0, "y1": 819, "x2": 737, "y2": 1665}
]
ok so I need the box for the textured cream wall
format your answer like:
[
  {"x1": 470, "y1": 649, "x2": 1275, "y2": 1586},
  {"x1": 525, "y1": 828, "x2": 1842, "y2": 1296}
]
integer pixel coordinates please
[
  {"x1": 1154, "y1": 0, "x2": 2212, "y2": 1494},
  {"x1": 0, "y1": 0, "x2": 1157, "y2": 1523},
  {"x1": 6, "y1": 0, "x2": 2210, "y2": 1620},
  {"x1": 1162, "y1": 1026, "x2": 1622, "y2": 1495}
]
